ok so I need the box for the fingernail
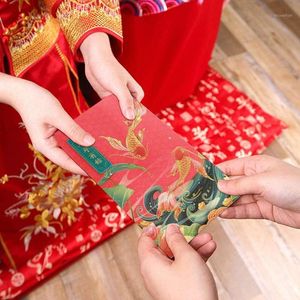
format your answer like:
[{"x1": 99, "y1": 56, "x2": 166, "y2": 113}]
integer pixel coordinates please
[
  {"x1": 84, "y1": 135, "x2": 95, "y2": 145},
  {"x1": 167, "y1": 224, "x2": 180, "y2": 234},
  {"x1": 143, "y1": 224, "x2": 156, "y2": 237},
  {"x1": 125, "y1": 108, "x2": 135, "y2": 120}
]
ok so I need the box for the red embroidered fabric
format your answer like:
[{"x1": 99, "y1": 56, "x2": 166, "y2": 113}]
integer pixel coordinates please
[{"x1": 157, "y1": 68, "x2": 287, "y2": 164}]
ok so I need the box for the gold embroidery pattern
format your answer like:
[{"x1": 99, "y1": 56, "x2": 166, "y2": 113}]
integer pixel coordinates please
[
  {"x1": 56, "y1": 0, "x2": 122, "y2": 52},
  {"x1": 3, "y1": 9, "x2": 60, "y2": 76},
  {"x1": 3, "y1": 144, "x2": 91, "y2": 251}
]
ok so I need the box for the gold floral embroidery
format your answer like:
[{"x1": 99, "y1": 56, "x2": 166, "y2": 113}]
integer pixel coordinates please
[
  {"x1": 3, "y1": 9, "x2": 60, "y2": 76},
  {"x1": 0, "y1": 174, "x2": 9, "y2": 184},
  {"x1": 3, "y1": 144, "x2": 91, "y2": 251},
  {"x1": 56, "y1": 0, "x2": 122, "y2": 52}
]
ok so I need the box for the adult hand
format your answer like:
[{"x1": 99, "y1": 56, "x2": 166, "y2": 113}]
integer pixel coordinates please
[
  {"x1": 0, "y1": 73, "x2": 94, "y2": 175},
  {"x1": 80, "y1": 32, "x2": 144, "y2": 120},
  {"x1": 218, "y1": 155, "x2": 300, "y2": 228},
  {"x1": 138, "y1": 224, "x2": 218, "y2": 300}
]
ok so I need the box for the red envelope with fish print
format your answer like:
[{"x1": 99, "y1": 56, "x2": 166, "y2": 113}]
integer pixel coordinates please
[{"x1": 55, "y1": 95, "x2": 238, "y2": 255}]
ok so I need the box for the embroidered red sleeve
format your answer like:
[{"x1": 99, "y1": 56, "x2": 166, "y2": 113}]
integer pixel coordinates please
[{"x1": 44, "y1": 0, "x2": 123, "y2": 61}]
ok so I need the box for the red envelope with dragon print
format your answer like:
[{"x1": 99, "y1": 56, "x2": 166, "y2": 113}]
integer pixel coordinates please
[{"x1": 55, "y1": 95, "x2": 238, "y2": 255}]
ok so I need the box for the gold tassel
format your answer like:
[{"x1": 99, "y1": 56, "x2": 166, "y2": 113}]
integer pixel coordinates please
[
  {"x1": 0, "y1": 233, "x2": 17, "y2": 270},
  {"x1": 55, "y1": 43, "x2": 83, "y2": 114}
]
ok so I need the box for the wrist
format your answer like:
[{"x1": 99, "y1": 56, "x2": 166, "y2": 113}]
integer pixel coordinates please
[
  {"x1": 80, "y1": 32, "x2": 114, "y2": 62},
  {"x1": 0, "y1": 72, "x2": 18, "y2": 107},
  {"x1": 0, "y1": 73, "x2": 36, "y2": 111}
]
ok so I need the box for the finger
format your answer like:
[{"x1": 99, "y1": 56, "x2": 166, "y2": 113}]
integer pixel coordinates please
[
  {"x1": 217, "y1": 157, "x2": 251, "y2": 176},
  {"x1": 138, "y1": 225, "x2": 170, "y2": 267},
  {"x1": 114, "y1": 85, "x2": 135, "y2": 120},
  {"x1": 217, "y1": 155, "x2": 264, "y2": 176},
  {"x1": 217, "y1": 174, "x2": 264, "y2": 196},
  {"x1": 41, "y1": 145, "x2": 87, "y2": 175},
  {"x1": 190, "y1": 233, "x2": 212, "y2": 249},
  {"x1": 197, "y1": 240, "x2": 217, "y2": 262},
  {"x1": 217, "y1": 155, "x2": 274, "y2": 176},
  {"x1": 55, "y1": 111, "x2": 95, "y2": 147},
  {"x1": 231, "y1": 195, "x2": 256, "y2": 206},
  {"x1": 138, "y1": 224, "x2": 158, "y2": 260},
  {"x1": 220, "y1": 203, "x2": 263, "y2": 219},
  {"x1": 127, "y1": 79, "x2": 144, "y2": 102},
  {"x1": 190, "y1": 233, "x2": 216, "y2": 261},
  {"x1": 165, "y1": 224, "x2": 193, "y2": 258}
]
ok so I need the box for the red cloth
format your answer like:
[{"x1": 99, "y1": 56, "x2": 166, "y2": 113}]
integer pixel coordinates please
[
  {"x1": 158, "y1": 68, "x2": 287, "y2": 164},
  {"x1": 120, "y1": 0, "x2": 224, "y2": 113}
]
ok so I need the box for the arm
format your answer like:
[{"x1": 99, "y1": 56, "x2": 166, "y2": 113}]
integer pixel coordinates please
[
  {"x1": 44, "y1": 0, "x2": 144, "y2": 119},
  {"x1": 80, "y1": 32, "x2": 144, "y2": 119},
  {"x1": 0, "y1": 72, "x2": 95, "y2": 174}
]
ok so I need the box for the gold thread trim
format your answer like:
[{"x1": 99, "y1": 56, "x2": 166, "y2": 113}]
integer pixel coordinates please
[
  {"x1": 57, "y1": 0, "x2": 122, "y2": 52},
  {"x1": 8, "y1": 14, "x2": 60, "y2": 76}
]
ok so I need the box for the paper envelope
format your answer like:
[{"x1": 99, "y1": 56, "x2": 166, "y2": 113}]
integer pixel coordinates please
[{"x1": 55, "y1": 96, "x2": 238, "y2": 254}]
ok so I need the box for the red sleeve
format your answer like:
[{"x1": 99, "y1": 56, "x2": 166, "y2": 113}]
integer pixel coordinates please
[{"x1": 44, "y1": 0, "x2": 123, "y2": 61}]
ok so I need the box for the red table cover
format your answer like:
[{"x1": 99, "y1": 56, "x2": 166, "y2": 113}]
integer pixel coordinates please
[{"x1": 158, "y1": 68, "x2": 287, "y2": 164}]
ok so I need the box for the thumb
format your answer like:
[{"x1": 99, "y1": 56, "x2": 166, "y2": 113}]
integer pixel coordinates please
[
  {"x1": 218, "y1": 174, "x2": 264, "y2": 196},
  {"x1": 57, "y1": 111, "x2": 95, "y2": 146},
  {"x1": 165, "y1": 224, "x2": 192, "y2": 259},
  {"x1": 127, "y1": 79, "x2": 144, "y2": 102},
  {"x1": 114, "y1": 86, "x2": 135, "y2": 120}
]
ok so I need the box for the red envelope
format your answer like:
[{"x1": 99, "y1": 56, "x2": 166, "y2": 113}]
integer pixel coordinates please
[{"x1": 55, "y1": 96, "x2": 238, "y2": 256}]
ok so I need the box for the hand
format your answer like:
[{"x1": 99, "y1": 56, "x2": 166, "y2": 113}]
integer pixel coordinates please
[
  {"x1": 80, "y1": 32, "x2": 144, "y2": 120},
  {"x1": 0, "y1": 74, "x2": 94, "y2": 175},
  {"x1": 217, "y1": 155, "x2": 300, "y2": 228},
  {"x1": 138, "y1": 224, "x2": 218, "y2": 300}
]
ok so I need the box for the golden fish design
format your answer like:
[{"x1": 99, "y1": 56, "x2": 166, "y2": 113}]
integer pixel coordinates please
[
  {"x1": 169, "y1": 147, "x2": 192, "y2": 191},
  {"x1": 101, "y1": 111, "x2": 148, "y2": 160},
  {"x1": 169, "y1": 147, "x2": 213, "y2": 191}
]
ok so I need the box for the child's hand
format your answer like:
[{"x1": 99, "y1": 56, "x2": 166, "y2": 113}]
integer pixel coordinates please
[
  {"x1": 138, "y1": 224, "x2": 218, "y2": 300},
  {"x1": 80, "y1": 32, "x2": 144, "y2": 120},
  {"x1": 217, "y1": 155, "x2": 300, "y2": 228},
  {"x1": 1, "y1": 74, "x2": 94, "y2": 175}
]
